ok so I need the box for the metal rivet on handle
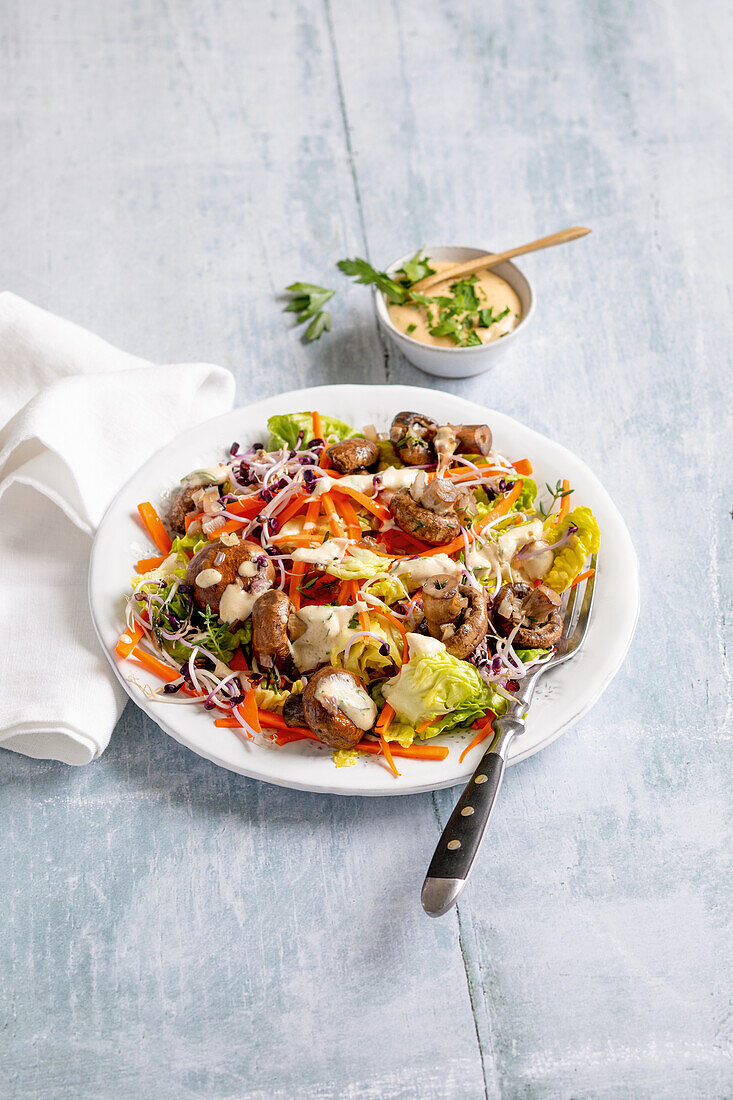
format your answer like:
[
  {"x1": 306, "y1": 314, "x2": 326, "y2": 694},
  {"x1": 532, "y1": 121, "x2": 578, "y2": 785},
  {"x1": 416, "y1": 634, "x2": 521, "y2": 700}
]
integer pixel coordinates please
[
  {"x1": 475, "y1": 774, "x2": 488, "y2": 785},
  {"x1": 461, "y1": 806, "x2": 474, "y2": 816},
  {"x1": 447, "y1": 840, "x2": 461, "y2": 850}
]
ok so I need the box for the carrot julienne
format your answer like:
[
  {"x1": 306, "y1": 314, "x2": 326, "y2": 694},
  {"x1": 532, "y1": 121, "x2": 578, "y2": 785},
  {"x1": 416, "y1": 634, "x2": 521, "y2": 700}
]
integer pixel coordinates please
[
  {"x1": 553, "y1": 479, "x2": 571, "y2": 526},
  {"x1": 568, "y1": 567, "x2": 595, "y2": 588},
  {"x1": 459, "y1": 713, "x2": 496, "y2": 763},
  {"x1": 137, "y1": 502, "x2": 172, "y2": 554},
  {"x1": 239, "y1": 690, "x2": 262, "y2": 735},
  {"x1": 135, "y1": 555, "x2": 165, "y2": 573},
  {"x1": 129, "y1": 645, "x2": 182, "y2": 684},
  {"x1": 115, "y1": 623, "x2": 144, "y2": 658},
  {"x1": 330, "y1": 482, "x2": 391, "y2": 522}
]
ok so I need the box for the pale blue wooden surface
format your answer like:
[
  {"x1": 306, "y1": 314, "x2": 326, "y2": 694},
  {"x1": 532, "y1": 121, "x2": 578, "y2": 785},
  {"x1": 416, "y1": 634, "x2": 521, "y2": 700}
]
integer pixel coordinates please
[{"x1": 1, "y1": 1, "x2": 731, "y2": 1097}]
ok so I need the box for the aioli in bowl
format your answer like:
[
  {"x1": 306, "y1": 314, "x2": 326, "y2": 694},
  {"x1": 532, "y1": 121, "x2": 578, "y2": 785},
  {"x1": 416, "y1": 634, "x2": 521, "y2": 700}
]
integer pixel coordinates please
[{"x1": 387, "y1": 260, "x2": 521, "y2": 349}]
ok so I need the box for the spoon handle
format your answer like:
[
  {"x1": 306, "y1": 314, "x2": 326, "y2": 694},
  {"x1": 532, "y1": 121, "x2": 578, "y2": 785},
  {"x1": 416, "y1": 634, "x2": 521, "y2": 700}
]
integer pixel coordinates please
[
  {"x1": 411, "y1": 226, "x2": 590, "y2": 292},
  {"x1": 421, "y1": 716, "x2": 523, "y2": 917}
]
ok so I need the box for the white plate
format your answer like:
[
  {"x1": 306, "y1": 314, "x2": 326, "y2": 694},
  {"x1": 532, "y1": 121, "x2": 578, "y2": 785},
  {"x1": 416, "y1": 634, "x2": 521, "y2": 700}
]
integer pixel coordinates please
[{"x1": 89, "y1": 384, "x2": 639, "y2": 796}]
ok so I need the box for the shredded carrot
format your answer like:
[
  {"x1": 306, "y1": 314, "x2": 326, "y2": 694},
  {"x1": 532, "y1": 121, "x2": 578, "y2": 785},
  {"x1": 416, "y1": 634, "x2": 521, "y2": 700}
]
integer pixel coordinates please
[
  {"x1": 355, "y1": 739, "x2": 449, "y2": 762},
  {"x1": 568, "y1": 567, "x2": 595, "y2": 589},
  {"x1": 184, "y1": 511, "x2": 203, "y2": 531},
  {"x1": 129, "y1": 646, "x2": 181, "y2": 683},
  {"x1": 375, "y1": 702, "x2": 395, "y2": 733},
  {"x1": 330, "y1": 483, "x2": 391, "y2": 522},
  {"x1": 553, "y1": 479, "x2": 571, "y2": 526},
  {"x1": 135, "y1": 555, "x2": 165, "y2": 573},
  {"x1": 379, "y1": 730, "x2": 400, "y2": 777},
  {"x1": 311, "y1": 410, "x2": 324, "y2": 442},
  {"x1": 321, "y1": 492, "x2": 346, "y2": 537},
  {"x1": 512, "y1": 458, "x2": 533, "y2": 476},
  {"x1": 416, "y1": 715, "x2": 443, "y2": 734},
  {"x1": 257, "y1": 709, "x2": 292, "y2": 731},
  {"x1": 274, "y1": 728, "x2": 321, "y2": 745},
  {"x1": 209, "y1": 518, "x2": 245, "y2": 539},
  {"x1": 239, "y1": 690, "x2": 262, "y2": 735},
  {"x1": 137, "y1": 502, "x2": 172, "y2": 554},
  {"x1": 372, "y1": 606, "x2": 409, "y2": 662},
  {"x1": 335, "y1": 494, "x2": 362, "y2": 540},
  {"x1": 225, "y1": 497, "x2": 262, "y2": 518},
  {"x1": 288, "y1": 498, "x2": 322, "y2": 609},
  {"x1": 459, "y1": 725, "x2": 494, "y2": 763},
  {"x1": 250, "y1": 725, "x2": 449, "y2": 760},
  {"x1": 273, "y1": 491, "x2": 309, "y2": 529},
  {"x1": 475, "y1": 479, "x2": 524, "y2": 532},
  {"x1": 459, "y1": 712, "x2": 496, "y2": 763},
  {"x1": 115, "y1": 623, "x2": 144, "y2": 658}
]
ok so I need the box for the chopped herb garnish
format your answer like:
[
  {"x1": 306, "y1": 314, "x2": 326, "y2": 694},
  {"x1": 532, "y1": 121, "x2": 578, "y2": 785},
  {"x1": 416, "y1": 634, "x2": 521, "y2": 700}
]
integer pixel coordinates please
[
  {"x1": 284, "y1": 282, "x2": 334, "y2": 341},
  {"x1": 336, "y1": 257, "x2": 407, "y2": 304},
  {"x1": 406, "y1": 323, "x2": 417, "y2": 334},
  {"x1": 396, "y1": 249, "x2": 436, "y2": 286}
]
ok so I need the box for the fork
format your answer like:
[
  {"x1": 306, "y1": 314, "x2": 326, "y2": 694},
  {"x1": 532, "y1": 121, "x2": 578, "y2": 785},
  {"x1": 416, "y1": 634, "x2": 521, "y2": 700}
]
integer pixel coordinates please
[{"x1": 421, "y1": 557, "x2": 597, "y2": 917}]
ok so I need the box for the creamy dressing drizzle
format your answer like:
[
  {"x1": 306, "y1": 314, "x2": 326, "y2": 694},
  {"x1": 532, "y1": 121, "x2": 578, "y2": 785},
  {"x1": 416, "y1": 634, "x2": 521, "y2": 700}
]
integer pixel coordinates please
[
  {"x1": 290, "y1": 604, "x2": 366, "y2": 671},
  {"x1": 314, "y1": 673, "x2": 377, "y2": 730},
  {"x1": 195, "y1": 568, "x2": 223, "y2": 588},
  {"x1": 219, "y1": 582, "x2": 258, "y2": 624}
]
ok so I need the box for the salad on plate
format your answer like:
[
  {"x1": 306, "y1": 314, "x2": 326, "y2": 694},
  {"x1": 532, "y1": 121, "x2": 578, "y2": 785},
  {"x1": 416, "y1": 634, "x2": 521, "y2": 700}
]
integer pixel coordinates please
[{"x1": 117, "y1": 410, "x2": 600, "y2": 777}]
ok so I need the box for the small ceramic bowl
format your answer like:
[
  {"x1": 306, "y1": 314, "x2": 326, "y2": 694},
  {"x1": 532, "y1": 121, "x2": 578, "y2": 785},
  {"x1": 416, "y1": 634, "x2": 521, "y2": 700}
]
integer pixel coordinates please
[{"x1": 374, "y1": 245, "x2": 534, "y2": 379}]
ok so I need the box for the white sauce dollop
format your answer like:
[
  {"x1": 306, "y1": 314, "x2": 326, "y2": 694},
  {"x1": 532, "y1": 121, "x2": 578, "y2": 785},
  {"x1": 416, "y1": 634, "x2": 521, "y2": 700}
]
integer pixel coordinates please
[
  {"x1": 219, "y1": 582, "x2": 258, "y2": 624},
  {"x1": 195, "y1": 568, "x2": 223, "y2": 588},
  {"x1": 314, "y1": 673, "x2": 377, "y2": 731}
]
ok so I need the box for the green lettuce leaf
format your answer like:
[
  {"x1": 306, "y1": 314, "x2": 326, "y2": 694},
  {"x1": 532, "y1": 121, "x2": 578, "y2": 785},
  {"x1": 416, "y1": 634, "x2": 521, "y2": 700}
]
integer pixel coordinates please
[
  {"x1": 382, "y1": 636, "x2": 507, "y2": 736},
  {"x1": 515, "y1": 647, "x2": 550, "y2": 662},
  {"x1": 266, "y1": 412, "x2": 357, "y2": 450},
  {"x1": 544, "y1": 506, "x2": 601, "y2": 592}
]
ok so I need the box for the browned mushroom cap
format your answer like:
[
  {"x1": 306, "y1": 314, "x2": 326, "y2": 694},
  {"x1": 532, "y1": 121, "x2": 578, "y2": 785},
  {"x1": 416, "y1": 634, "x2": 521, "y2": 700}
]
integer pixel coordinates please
[
  {"x1": 493, "y1": 582, "x2": 563, "y2": 648},
  {"x1": 325, "y1": 437, "x2": 379, "y2": 474},
  {"x1": 165, "y1": 485, "x2": 199, "y2": 537},
  {"x1": 185, "y1": 539, "x2": 275, "y2": 619},
  {"x1": 419, "y1": 478, "x2": 477, "y2": 523},
  {"x1": 282, "y1": 692, "x2": 306, "y2": 728},
  {"x1": 389, "y1": 411, "x2": 438, "y2": 465},
  {"x1": 422, "y1": 575, "x2": 489, "y2": 658},
  {"x1": 389, "y1": 487, "x2": 461, "y2": 545},
  {"x1": 302, "y1": 666, "x2": 375, "y2": 749},
  {"x1": 251, "y1": 590, "x2": 300, "y2": 681},
  {"x1": 453, "y1": 424, "x2": 492, "y2": 456}
]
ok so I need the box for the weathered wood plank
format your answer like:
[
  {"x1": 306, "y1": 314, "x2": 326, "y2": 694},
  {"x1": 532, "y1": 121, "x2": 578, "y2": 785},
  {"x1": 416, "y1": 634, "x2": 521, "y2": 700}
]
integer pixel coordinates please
[{"x1": 1, "y1": 0, "x2": 731, "y2": 1096}]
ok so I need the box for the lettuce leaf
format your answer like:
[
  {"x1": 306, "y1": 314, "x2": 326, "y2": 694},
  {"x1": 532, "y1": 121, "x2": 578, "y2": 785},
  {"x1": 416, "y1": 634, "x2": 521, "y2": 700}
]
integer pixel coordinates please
[
  {"x1": 266, "y1": 412, "x2": 357, "y2": 450},
  {"x1": 544, "y1": 506, "x2": 601, "y2": 592},
  {"x1": 382, "y1": 636, "x2": 507, "y2": 742},
  {"x1": 515, "y1": 647, "x2": 550, "y2": 662}
]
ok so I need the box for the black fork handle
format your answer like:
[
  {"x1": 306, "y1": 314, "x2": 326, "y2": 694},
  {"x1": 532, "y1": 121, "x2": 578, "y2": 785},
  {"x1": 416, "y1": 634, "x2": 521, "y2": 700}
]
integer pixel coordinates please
[{"x1": 421, "y1": 715, "x2": 524, "y2": 917}]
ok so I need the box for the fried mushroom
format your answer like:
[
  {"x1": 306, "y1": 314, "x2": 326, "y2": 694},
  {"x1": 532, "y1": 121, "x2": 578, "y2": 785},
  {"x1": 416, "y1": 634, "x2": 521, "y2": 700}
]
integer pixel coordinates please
[
  {"x1": 185, "y1": 538, "x2": 275, "y2": 620},
  {"x1": 325, "y1": 437, "x2": 379, "y2": 474},
  {"x1": 453, "y1": 424, "x2": 492, "y2": 456},
  {"x1": 301, "y1": 666, "x2": 376, "y2": 749},
  {"x1": 282, "y1": 692, "x2": 307, "y2": 728},
  {"x1": 422, "y1": 574, "x2": 489, "y2": 658},
  {"x1": 389, "y1": 487, "x2": 462, "y2": 545},
  {"x1": 251, "y1": 590, "x2": 301, "y2": 681},
  {"x1": 165, "y1": 485, "x2": 199, "y2": 537},
  {"x1": 389, "y1": 411, "x2": 438, "y2": 465},
  {"x1": 493, "y1": 582, "x2": 563, "y2": 648}
]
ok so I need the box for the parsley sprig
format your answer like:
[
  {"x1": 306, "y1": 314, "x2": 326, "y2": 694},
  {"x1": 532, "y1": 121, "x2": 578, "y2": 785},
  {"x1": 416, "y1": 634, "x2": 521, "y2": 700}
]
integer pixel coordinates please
[{"x1": 284, "y1": 282, "x2": 334, "y2": 341}]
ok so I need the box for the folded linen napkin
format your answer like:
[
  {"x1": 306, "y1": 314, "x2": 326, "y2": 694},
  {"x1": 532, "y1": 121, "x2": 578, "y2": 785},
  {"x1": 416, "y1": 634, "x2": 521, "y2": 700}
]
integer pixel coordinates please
[{"x1": 0, "y1": 293, "x2": 235, "y2": 764}]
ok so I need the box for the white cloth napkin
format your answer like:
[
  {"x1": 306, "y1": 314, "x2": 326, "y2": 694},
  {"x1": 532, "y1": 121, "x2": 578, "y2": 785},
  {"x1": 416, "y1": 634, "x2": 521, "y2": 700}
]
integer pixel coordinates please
[{"x1": 0, "y1": 293, "x2": 235, "y2": 765}]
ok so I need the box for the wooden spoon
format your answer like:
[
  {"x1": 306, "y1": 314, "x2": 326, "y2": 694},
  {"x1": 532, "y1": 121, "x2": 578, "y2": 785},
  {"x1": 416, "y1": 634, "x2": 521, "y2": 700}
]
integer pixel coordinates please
[{"x1": 410, "y1": 226, "x2": 591, "y2": 293}]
